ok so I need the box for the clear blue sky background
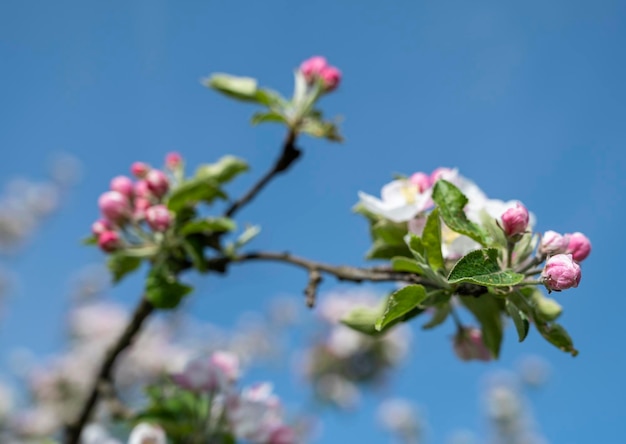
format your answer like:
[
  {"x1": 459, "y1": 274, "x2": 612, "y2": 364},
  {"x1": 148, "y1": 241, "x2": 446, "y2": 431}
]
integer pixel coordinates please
[{"x1": 1, "y1": 0, "x2": 625, "y2": 442}]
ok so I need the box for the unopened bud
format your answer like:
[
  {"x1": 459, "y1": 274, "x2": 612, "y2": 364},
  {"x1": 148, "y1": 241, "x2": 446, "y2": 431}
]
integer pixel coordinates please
[
  {"x1": 91, "y1": 219, "x2": 112, "y2": 236},
  {"x1": 566, "y1": 232, "x2": 591, "y2": 262},
  {"x1": 501, "y1": 202, "x2": 529, "y2": 237},
  {"x1": 409, "y1": 172, "x2": 431, "y2": 193},
  {"x1": 300, "y1": 56, "x2": 328, "y2": 82},
  {"x1": 542, "y1": 254, "x2": 581, "y2": 291},
  {"x1": 97, "y1": 230, "x2": 121, "y2": 253},
  {"x1": 133, "y1": 197, "x2": 152, "y2": 220},
  {"x1": 98, "y1": 191, "x2": 130, "y2": 223},
  {"x1": 165, "y1": 151, "x2": 183, "y2": 170},
  {"x1": 320, "y1": 66, "x2": 341, "y2": 91},
  {"x1": 539, "y1": 230, "x2": 569, "y2": 255},
  {"x1": 145, "y1": 205, "x2": 172, "y2": 232},
  {"x1": 453, "y1": 327, "x2": 491, "y2": 362},
  {"x1": 145, "y1": 170, "x2": 169, "y2": 198},
  {"x1": 130, "y1": 162, "x2": 150, "y2": 179},
  {"x1": 109, "y1": 175, "x2": 134, "y2": 198}
]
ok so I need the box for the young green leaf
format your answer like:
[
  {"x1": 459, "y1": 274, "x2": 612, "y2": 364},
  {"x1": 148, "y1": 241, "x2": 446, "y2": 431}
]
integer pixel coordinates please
[
  {"x1": 391, "y1": 257, "x2": 424, "y2": 274},
  {"x1": 375, "y1": 285, "x2": 427, "y2": 331},
  {"x1": 167, "y1": 179, "x2": 226, "y2": 212},
  {"x1": 422, "y1": 208, "x2": 444, "y2": 271},
  {"x1": 506, "y1": 299, "x2": 529, "y2": 342},
  {"x1": 145, "y1": 269, "x2": 193, "y2": 309},
  {"x1": 448, "y1": 248, "x2": 525, "y2": 287},
  {"x1": 461, "y1": 294, "x2": 504, "y2": 358},
  {"x1": 204, "y1": 74, "x2": 259, "y2": 102},
  {"x1": 107, "y1": 253, "x2": 142, "y2": 284},
  {"x1": 422, "y1": 303, "x2": 451, "y2": 330},
  {"x1": 537, "y1": 322, "x2": 578, "y2": 357},
  {"x1": 180, "y1": 218, "x2": 237, "y2": 236},
  {"x1": 251, "y1": 111, "x2": 288, "y2": 126},
  {"x1": 432, "y1": 180, "x2": 485, "y2": 245},
  {"x1": 341, "y1": 305, "x2": 386, "y2": 336},
  {"x1": 195, "y1": 156, "x2": 249, "y2": 184}
]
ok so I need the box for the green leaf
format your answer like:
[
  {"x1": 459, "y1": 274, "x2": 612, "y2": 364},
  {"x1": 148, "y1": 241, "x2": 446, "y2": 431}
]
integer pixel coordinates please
[
  {"x1": 122, "y1": 245, "x2": 159, "y2": 258},
  {"x1": 422, "y1": 303, "x2": 451, "y2": 330},
  {"x1": 461, "y1": 295, "x2": 504, "y2": 358},
  {"x1": 255, "y1": 88, "x2": 286, "y2": 107},
  {"x1": 448, "y1": 248, "x2": 525, "y2": 287},
  {"x1": 372, "y1": 219, "x2": 408, "y2": 245},
  {"x1": 108, "y1": 254, "x2": 142, "y2": 284},
  {"x1": 341, "y1": 305, "x2": 385, "y2": 336},
  {"x1": 251, "y1": 110, "x2": 288, "y2": 126},
  {"x1": 532, "y1": 293, "x2": 563, "y2": 322},
  {"x1": 195, "y1": 156, "x2": 249, "y2": 184},
  {"x1": 145, "y1": 268, "x2": 193, "y2": 309},
  {"x1": 537, "y1": 322, "x2": 578, "y2": 357},
  {"x1": 506, "y1": 299, "x2": 529, "y2": 342},
  {"x1": 180, "y1": 218, "x2": 236, "y2": 236},
  {"x1": 82, "y1": 235, "x2": 97, "y2": 246},
  {"x1": 422, "y1": 208, "x2": 444, "y2": 271},
  {"x1": 375, "y1": 285, "x2": 428, "y2": 331},
  {"x1": 431, "y1": 180, "x2": 485, "y2": 245},
  {"x1": 299, "y1": 117, "x2": 343, "y2": 142},
  {"x1": 391, "y1": 257, "x2": 424, "y2": 274},
  {"x1": 366, "y1": 240, "x2": 411, "y2": 260},
  {"x1": 167, "y1": 178, "x2": 226, "y2": 212},
  {"x1": 408, "y1": 233, "x2": 426, "y2": 257},
  {"x1": 182, "y1": 237, "x2": 207, "y2": 273},
  {"x1": 479, "y1": 209, "x2": 507, "y2": 248},
  {"x1": 204, "y1": 74, "x2": 259, "y2": 102}
]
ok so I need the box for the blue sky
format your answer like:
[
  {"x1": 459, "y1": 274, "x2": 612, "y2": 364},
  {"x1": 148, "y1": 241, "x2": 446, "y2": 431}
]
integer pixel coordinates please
[{"x1": 1, "y1": 0, "x2": 625, "y2": 442}]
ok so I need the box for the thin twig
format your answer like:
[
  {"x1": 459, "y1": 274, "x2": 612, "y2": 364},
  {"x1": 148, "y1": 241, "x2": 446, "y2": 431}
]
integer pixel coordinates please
[
  {"x1": 304, "y1": 269, "x2": 323, "y2": 308},
  {"x1": 225, "y1": 130, "x2": 300, "y2": 218},
  {"x1": 64, "y1": 298, "x2": 154, "y2": 444}
]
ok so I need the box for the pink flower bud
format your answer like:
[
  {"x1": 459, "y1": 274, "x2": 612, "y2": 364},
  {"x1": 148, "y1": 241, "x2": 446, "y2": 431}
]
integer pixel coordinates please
[
  {"x1": 409, "y1": 172, "x2": 431, "y2": 193},
  {"x1": 134, "y1": 180, "x2": 152, "y2": 199},
  {"x1": 165, "y1": 151, "x2": 183, "y2": 169},
  {"x1": 145, "y1": 205, "x2": 172, "y2": 232},
  {"x1": 91, "y1": 218, "x2": 111, "y2": 236},
  {"x1": 501, "y1": 202, "x2": 529, "y2": 237},
  {"x1": 109, "y1": 175, "x2": 134, "y2": 197},
  {"x1": 320, "y1": 66, "x2": 341, "y2": 91},
  {"x1": 453, "y1": 327, "x2": 491, "y2": 362},
  {"x1": 565, "y1": 232, "x2": 591, "y2": 262},
  {"x1": 145, "y1": 170, "x2": 169, "y2": 198},
  {"x1": 300, "y1": 56, "x2": 328, "y2": 82},
  {"x1": 133, "y1": 197, "x2": 152, "y2": 220},
  {"x1": 430, "y1": 167, "x2": 455, "y2": 183},
  {"x1": 98, "y1": 191, "x2": 130, "y2": 223},
  {"x1": 130, "y1": 162, "x2": 150, "y2": 178},
  {"x1": 539, "y1": 230, "x2": 569, "y2": 255},
  {"x1": 97, "y1": 230, "x2": 121, "y2": 253},
  {"x1": 542, "y1": 254, "x2": 581, "y2": 291}
]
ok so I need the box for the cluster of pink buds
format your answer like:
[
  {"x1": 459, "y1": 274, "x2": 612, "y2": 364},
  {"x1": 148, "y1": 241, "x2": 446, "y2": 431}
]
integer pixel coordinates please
[
  {"x1": 299, "y1": 56, "x2": 342, "y2": 92},
  {"x1": 91, "y1": 153, "x2": 182, "y2": 253},
  {"x1": 538, "y1": 230, "x2": 590, "y2": 292}
]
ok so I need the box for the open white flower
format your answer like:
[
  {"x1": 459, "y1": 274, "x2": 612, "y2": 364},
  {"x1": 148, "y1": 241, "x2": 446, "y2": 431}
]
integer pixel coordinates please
[{"x1": 358, "y1": 179, "x2": 433, "y2": 223}]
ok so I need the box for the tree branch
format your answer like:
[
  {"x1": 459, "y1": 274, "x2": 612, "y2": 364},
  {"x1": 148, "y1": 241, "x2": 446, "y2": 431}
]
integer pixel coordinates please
[
  {"x1": 231, "y1": 251, "x2": 428, "y2": 285},
  {"x1": 225, "y1": 130, "x2": 300, "y2": 218},
  {"x1": 64, "y1": 297, "x2": 154, "y2": 444}
]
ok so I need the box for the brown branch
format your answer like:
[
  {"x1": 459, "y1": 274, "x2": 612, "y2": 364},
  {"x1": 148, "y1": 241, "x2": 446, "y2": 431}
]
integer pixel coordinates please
[
  {"x1": 64, "y1": 297, "x2": 154, "y2": 444},
  {"x1": 225, "y1": 130, "x2": 300, "y2": 218},
  {"x1": 232, "y1": 251, "x2": 428, "y2": 285},
  {"x1": 304, "y1": 269, "x2": 323, "y2": 308}
]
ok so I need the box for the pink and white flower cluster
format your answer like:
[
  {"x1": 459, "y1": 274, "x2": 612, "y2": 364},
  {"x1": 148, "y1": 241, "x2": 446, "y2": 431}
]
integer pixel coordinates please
[
  {"x1": 91, "y1": 153, "x2": 182, "y2": 253},
  {"x1": 300, "y1": 56, "x2": 342, "y2": 92},
  {"x1": 171, "y1": 351, "x2": 298, "y2": 444},
  {"x1": 538, "y1": 231, "x2": 591, "y2": 291}
]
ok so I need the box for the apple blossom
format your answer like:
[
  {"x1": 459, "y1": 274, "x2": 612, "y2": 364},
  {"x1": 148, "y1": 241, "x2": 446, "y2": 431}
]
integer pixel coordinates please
[
  {"x1": 97, "y1": 231, "x2": 121, "y2": 253},
  {"x1": 130, "y1": 162, "x2": 150, "y2": 178},
  {"x1": 145, "y1": 170, "x2": 169, "y2": 198},
  {"x1": 145, "y1": 205, "x2": 172, "y2": 232},
  {"x1": 539, "y1": 230, "x2": 569, "y2": 256},
  {"x1": 453, "y1": 327, "x2": 491, "y2": 362},
  {"x1": 358, "y1": 179, "x2": 433, "y2": 223},
  {"x1": 409, "y1": 172, "x2": 431, "y2": 193},
  {"x1": 98, "y1": 191, "x2": 130, "y2": 223},
  {"x1": 566, "y1": 232, "x2": 592, "y2": 262},
  {"x1": 165, "y1": 151, "x2": 183, "y2": 169},
  {"x1": 542, "y1": 254, "x2": 581, "y2": 291},
  {"x1": 300, "y1": 56, "x2": 328, "y2": 82},
  {"x1": 172, "y1": 351, "x2": 240, "y2": 392},
  {"x1": 128, "y1": 423, "x2": 166, "y2": 444},
  {"x1": 501, "y1": 202, "x2": 529, "y2": 237},
  {"x1": 109, "y1": 175, "x2": 134, "y2": 198}
]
